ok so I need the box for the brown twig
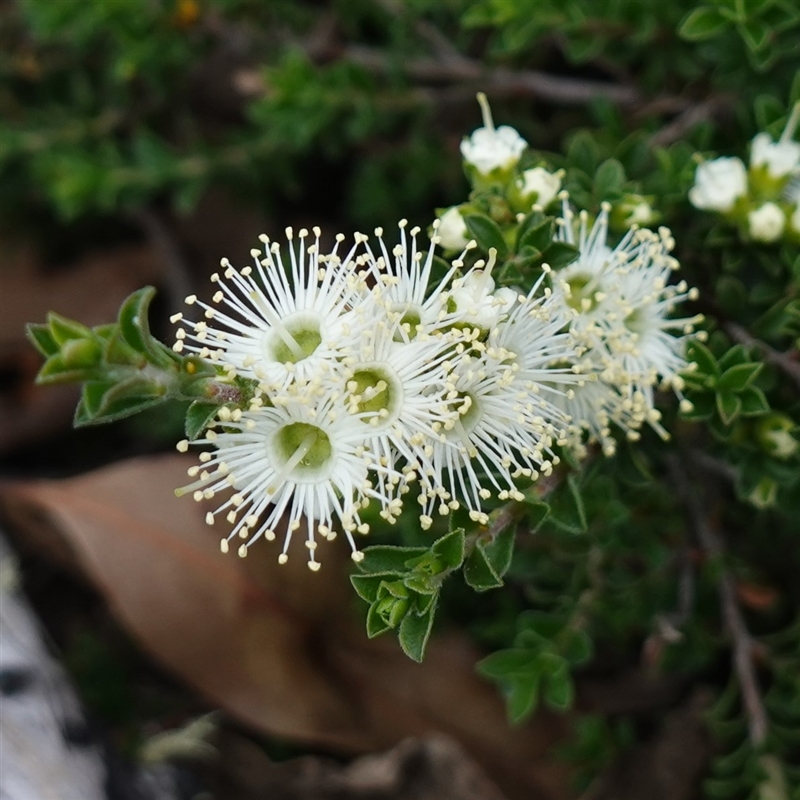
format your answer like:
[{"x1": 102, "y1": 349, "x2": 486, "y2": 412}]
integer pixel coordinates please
[
  {"x1": 668, "y1": 458, "x2": 768, "y2": 746},
  {"x1": 648, "y1": 95, "x2": 732, "y2": 148},
  {"x1": 725, "y1": 322, "x2": 800, "y2": 393}
]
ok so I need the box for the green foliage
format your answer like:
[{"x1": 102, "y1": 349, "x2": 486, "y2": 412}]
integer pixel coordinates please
[{"x1": 28, "y1": 288, "x2": 220, "y2": 426}]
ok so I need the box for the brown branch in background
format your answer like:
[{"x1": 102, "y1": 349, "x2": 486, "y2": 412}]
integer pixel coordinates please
[
  {"x1": 725, "y1": 322, "x2": 800, "y2": 393},
  {"x1": 668, "y1": 458, "x2": 768, "y2": 747},
  {"x1": 648, "y1": 95, "x2": 732, "y2": 148}
]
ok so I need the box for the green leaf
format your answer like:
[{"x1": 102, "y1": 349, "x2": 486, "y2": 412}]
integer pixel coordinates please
[
  {"x1": 687, "y1": 341, "x2": 720, "y2": 377},
  {"x1": 739, "y1": 386, "x2": 770, "y2": 416},
  {"x1": 481, "y1": 524, "x2": 516, "y2": 579},
  {"x1": 46, "y1": 312, "x2": 92, "y2": 345},
  {"x1": 517, "y1": 216, "x2": 554, "y2": 253},
  {"x1": 717, "y1": 362, "x2": 763, "y2": 392},
  {"x1": 717, "y1": 344, "x2": 749, "y2": 371},
  {"x1": 117, "y1": 286, "x2": 172, "y2": 367},
  {"x1": 547, "y1": 474, "x2": 587, "y2": 533},
  {"x1": 366, "y1": 602, "x2": 393, "y2": 638},
  {"x1": 398, "y1": 600, "x2": 437, "y2": 662},
  {"x1": 716, "y1": 391, "x2": 743, "y2": 425},
  {"x1": 464, "y1": 545, "x2": 504, "y2": 592},
  {"x1": 522, "y1": 497, "x2": 550, "y2": 530},
  {"x1": 507, "y1": 675, "x2": 541, "y2": 723},
  {"x1": 593, "y1": 159, "x2": 626, "y2": 198},
  {"x1": 566, "y1": 131, "x2": 600, "y2": 174},
  {"x1": 682, "y1": 392, "x2": 715, "y2": 421},
  {"x1": 36, "y1": 355, "x2": 91, "y2": 386},
  {"x1": 26, "y1": 323, "x2": 60, "y2": 356},
  {"x1": 478, "y1": 648, "x2": 538, "y2": 679},
  {"x1": 463, "y1": 214, "x2": 509, "y2": 259},
  {"x1": 561, "y1": 629, "x2": 593, "y2": 666},
  {"x1": 431, "y1": 527, "x2": 466, "y2": 570},
  {"x1": 543, "y1": 666, "x2": 574, "y2": 711},
  {"x1": 543, "y1": 242, "x2": 579, "y2": 270},
  {"x1": 739, "y1": 18, "x2": 771, "y2": 51},
  {"x1": 185, "y1": 400, "x2": 220, "y2": 440},
  {"x1": 350, "y1": 574, "x2": 384, "y2": 603},
  {"x1": 679, "y1": 7, "x2": 728, "y2": 40},
  {"x1": 355, "y1": 545, "x2": 428, "y2": 576}
]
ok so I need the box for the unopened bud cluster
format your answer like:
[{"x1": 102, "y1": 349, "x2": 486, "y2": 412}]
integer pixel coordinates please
[{"x1": 690, "y1": 102, "x2": 800, "y2": 243}]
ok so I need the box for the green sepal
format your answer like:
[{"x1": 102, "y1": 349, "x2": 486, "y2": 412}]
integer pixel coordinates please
[
  {"x1": 366, "y1": 603, "x2": 393, "y2": 638},
  {"x1": 26, "y1": 323, "x2": 60, "y2": 357},
  {"x1": 463, "y1": 213, "x2": 509, "y2": 259},
  {"x1": 185, "y1": 400, "x2": 221, "y2": 440},
  {"x1": 397, "y1": 599, "x2": 437, "y2": 662}
]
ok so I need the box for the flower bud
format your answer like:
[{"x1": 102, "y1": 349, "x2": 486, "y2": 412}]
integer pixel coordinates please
[
  {"x1": 610, "y1": 194, "x2": 659, "y2": 231},
  {"x1": 437, "y1": 206, "x2": 469, "y2": 250},
  {"x1": 461, "y1": 93, "x2": 527, "y2": 182},
  {"x1": 756, "y1": 413, "x2": 798, "y2": 460},
  {"x1": 748, "y1": 202, "x2": 786, "y2": 242},
  {"x1": 747, "y1": 476, "x2": 778, "y2": 509},
  {"x1": 60, "y1": 337, "x2": 102, "y2": 369},
  {"x1": 516, "y1": 167, "x2": 561, "y2": 208},
  {"x1": 688, "y1": 157, "x2": 748, "y2": 213}
]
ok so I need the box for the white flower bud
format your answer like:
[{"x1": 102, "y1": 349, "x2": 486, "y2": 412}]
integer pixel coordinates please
[
  {"x1": 517, "y1": 167, "x2": 561, "y2": 207},
  {"x1": 748, "y1": 202, "x2": 786, "y2": 242},
  {"x1": 750, "y1": 132, "x2": 800, "y2": 179},
  {"x1": 437, "y1": 206, "x2": 469, "y2": 250},
  {"x1": 688, "y1": 157, "x2": 748, "y2": 213},
  {"x1": 460, "y1": 93, "x2": 527, "y2": 176}
]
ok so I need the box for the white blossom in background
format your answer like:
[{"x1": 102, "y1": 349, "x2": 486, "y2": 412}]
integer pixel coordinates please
[
  {"x1": 750, "y1": 132, "x2": 800, "y2": 179},
  {"x1": 517, "y1": 167, "x2": 562, "y2": 207},
  {"x1": 551, "y1": 201, "x2": 699, "y2": 448},
  {"x1": 750, "y1": 103, "x2": 800, "y2": 180},
  {"x1": 748, "y1": 202, "x2": 786, "y2": 242},
  {"x1": 437, "y1": 206, "x2": 469, "y2": 250},
  {"x1": 688, "y1": 157, "x2": 748, "y2": 212},
  {"x1": 461, "y1": 92, "x2": 527, "y2": 176}
]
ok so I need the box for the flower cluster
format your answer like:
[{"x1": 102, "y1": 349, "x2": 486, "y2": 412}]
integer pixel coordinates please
[
  {"x1": 173, "y1": 224, "x2": 583, "y2": 567},
  {"x1": 171, "y1": 98, "x2": 697, "y2": 569},
  {"x1": 689, "y1": 102, "x2": 800, "y2": 242}
]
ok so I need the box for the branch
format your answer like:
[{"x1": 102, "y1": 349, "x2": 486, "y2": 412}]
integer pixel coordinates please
[
  {"x1": 648, "y1": 95, "x2": 732, "y2": 148},
  {"x1": 668, "y1": 458, "x2": 768, "y2": 747},
  {"x1": 725, "y1": 322, "x2": 800, "y2": 393}
]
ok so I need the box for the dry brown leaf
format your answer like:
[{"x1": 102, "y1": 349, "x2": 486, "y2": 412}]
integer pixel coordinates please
[{"x1": 0, "y1": 455, "x2": 571, "y2": 800}]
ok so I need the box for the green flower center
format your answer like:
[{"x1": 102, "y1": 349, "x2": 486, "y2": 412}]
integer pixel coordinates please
[
  {"x1": 566, "y1": 273, "x2": 600, "y2": 313},
  {"x1": 275, "y1": 422, "x2": 332, "y2": 477},
  {"x1": 449, "y1": 390, "x2": 482, "y2": 435},
  {"x1": 264, "y1": 313, "x2": 322, "y2": 365},
  {"x1": 391, "y1": 303, "x2": 422, "y2": 341},
  {"x1": 347, "y1": 365, "x2": 401, "y2": 424},
  {"x1": 623, "y1": 308, "x2": 647, "y2": 334}
]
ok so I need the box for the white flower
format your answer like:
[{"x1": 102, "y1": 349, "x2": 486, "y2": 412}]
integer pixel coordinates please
[
  {"x1": 446, "y1": 255, "x2": 519, "y2": 331},
  {"x1": 750, "y1": 132, "x2": 800, "y2": 179},
  {"x1": 177, "y1": 392, "x2": 400, "y2": 569},
  {"x1": 437, "y1": 206, "x2": 469, "y2": 250},
  {"x1": 173, "y1": 228, "x2": 367, "y2": 392},
  {"x1": 418, "y1": 282, "x2": 573, "y2": 526},
  {"x1": 340, "y1": 316, "x2": 460, "y2": 522},
  {"x1": 748, "y1": 202, "x2": 786, "y2": 242},
  {"x1": 688, "y1": 157, "x2": 748, "y2": 213},
  {"x1": 552, "y1": 202, "x2": 699, "y2": 441},
  {"x1": 460, "y1": 93, "x2": 527, "y2": 176},
  {"x1": 518, "y1": 167, "x2": 561, "y2": 207},
  {"x1": 361, "y1": 221, "x2": 468, "y2": 337}
]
